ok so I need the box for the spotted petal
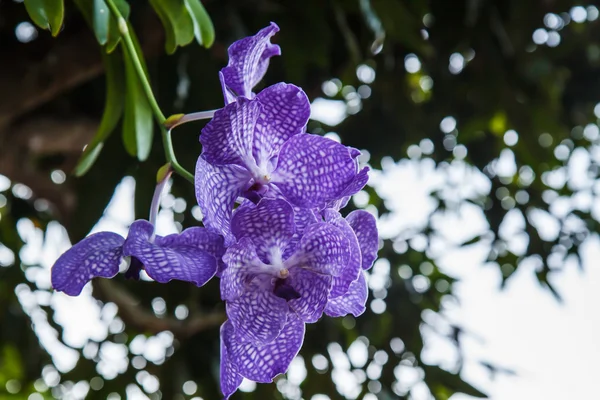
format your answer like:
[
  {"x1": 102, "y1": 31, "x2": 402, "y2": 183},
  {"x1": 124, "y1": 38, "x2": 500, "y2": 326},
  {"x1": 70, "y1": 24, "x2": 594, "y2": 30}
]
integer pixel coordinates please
[
  {"x1": 325, "y1": 270, "x2": 368, "y2": 317},
  {"x1": 253, "y1": 83, "x2": 310, "y2": 166},
  {"x1": 51, "y1": 232, "x2": 124, "y2": 296},
  {"x1": 273, "y1": 134, "x2": 361, "y2": 208},
  {"x1": 231, "y1": 199, "x2": 295, "y2": 263},
  {"x1": 290, "y1": 222, "x2": 350, "y2": 276},
  {"x1": 157, "y1": 226, "x2": 225, "y2": 260},
  {"x1": 221, "y1": 237, "x2": 264, "y2": 301},
  {"x1": 200, "y1": 98, "x2": 261, "y2": 167},
  {"x1": 328, "y1": 166, "x2": 370, "y2": 211},
  {"x1": 226, "y1": 287, "x2": 288, "y2": 345},
  {"x1": 220, "y1": 22, "x2": 281, "y2": 101},
  {"x1": 323, "y1": 209, "x2": 361, "y2": 297},
  {"x1": 224, "y1": 314, "x2": 305, "y2": 382},
  {"x1": 195, "y1": 156, "x2": 251, "y2": 244},
  {"x1": 122, "y1": 220, "x2": 218, "y2": 286},
  {"x1": 220, "y1": 323, "x2": 243, "y2": 399},
  {"x1": 283, "y1": 206, "x2": 317, "y2": 259},
  {"x1": 346, "y1": 210, "x2": 378, "y2": 270},
  {"x1": 287, "y1": 268, "x2": 332, "y2": 323},
  {"x1": 219, "y1": 71, "x2": 237, "y2": 105}
]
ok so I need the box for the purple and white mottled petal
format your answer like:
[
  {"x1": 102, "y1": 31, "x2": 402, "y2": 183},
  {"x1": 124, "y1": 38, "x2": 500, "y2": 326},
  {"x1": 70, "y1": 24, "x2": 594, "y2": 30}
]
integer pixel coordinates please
[
  {"x1": 272, "y1": 134, "x2": 360, "y2": 208},
  {"x1": 225, "y1": 314, "x2": 305, "y2": 382},
  {"x1": 220, "y1": 322, "x2": 243, "y2": 399},
  {"x1": 231, "y1": 199, "x2": 295, "y2": 263},
  {"x1": 219, "y1": 71, "x2": 237, "y2": 105},
  {"x1": 340, "y1": 167, "x2": 370, "y2": 200},
  {"x1": 195, "y1": 157, "x2": 251, "y2": 245},
  {"x1": 289, "y1": 222, "x2": 350, "y2": 276},
  {"x1": 158, "y1": 226, "x2": 226, "y2": 277},
  {"x1": 325, "y1": 270, "x2": 368, "y2": 317},
  {"x1": 326, "y1": 195, "x2": 351, "y2": 212},
  {"x1": 122, "y1": 220, "x2": 218, "y2": 286},
  {"x1": 221, "y1": 237, "x2": 264, "y2": 301},
  {"x1": 349, "y1": 147, "x2": 361, "y2": 159},
  {"x1": 346, "y1": 210, "x2": 378, "y2": 270},
  {"x1": 157, "y1": 226, "x2": 225, "y2": 260},
  {"x1": 283, "y1": 206, "x2": 317, "y2": 259},
  {"x1": 220, "y1": 23, "x2": 281, "y2": 99},
  {"x1": 51, "y1": 232, "x2": 124, "y2": 296},
  {"x1": 326, "y1": 168, "x2": 369, "y2": 210},
  {"x1": 200, "y1": 98, "x2": 261, "y2": 167},
  {"x1": 227, "y1": 288, "x2": 288, "y2": 345},
  {"x1": 253, "y1": 83, "x2": 310, "y2": 166},
  {"x1": 287, "y1": 268, "x2": 332, "y2": 323},
  {"x1": 323, "y1": 209, "x2": 361, "y2": 297}
]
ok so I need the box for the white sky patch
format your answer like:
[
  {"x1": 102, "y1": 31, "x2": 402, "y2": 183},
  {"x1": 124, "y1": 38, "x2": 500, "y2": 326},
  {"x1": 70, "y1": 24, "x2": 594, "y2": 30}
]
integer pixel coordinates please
[{"x1": 310, "y1": 98, "x2": 348, "y2": 126}]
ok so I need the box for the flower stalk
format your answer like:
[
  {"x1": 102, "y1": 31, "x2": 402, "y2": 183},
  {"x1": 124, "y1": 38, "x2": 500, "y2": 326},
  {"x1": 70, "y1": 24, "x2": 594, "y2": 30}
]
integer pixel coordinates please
[{"x1": 105, "y1": 0, "x2": 194, "y2": 183}]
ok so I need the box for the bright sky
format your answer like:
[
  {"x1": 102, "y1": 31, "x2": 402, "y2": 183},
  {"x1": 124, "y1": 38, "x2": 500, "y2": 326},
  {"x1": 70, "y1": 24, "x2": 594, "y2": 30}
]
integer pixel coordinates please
[{"x1": 364, "y1": 138, "x2": 600, "y2": 400}]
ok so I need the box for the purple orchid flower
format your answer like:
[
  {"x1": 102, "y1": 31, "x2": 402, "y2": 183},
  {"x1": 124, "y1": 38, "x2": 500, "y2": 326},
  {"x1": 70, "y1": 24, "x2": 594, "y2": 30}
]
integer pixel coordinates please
[
  {"x1": 219, "y1": 22, "x2": 281, "y2": 104},
  {"x1": 195, "y1": 93, "x2": 368, "y2": 243},
  {"x1": 220, "y1": 314, "x2": 305, "y2": 399},
  {"x1": 51, "y1": 220, "x2": 225, "y2": 296},
  {"x1": 220, "y1": 199, "x2": 350, "y2": 345}
]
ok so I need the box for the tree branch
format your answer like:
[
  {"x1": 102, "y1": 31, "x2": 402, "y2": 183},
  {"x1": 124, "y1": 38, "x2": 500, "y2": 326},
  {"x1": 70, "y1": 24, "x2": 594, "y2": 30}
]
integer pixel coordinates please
[{"x1": 93, "y1": 279, "x2": 225, "y2": 339}]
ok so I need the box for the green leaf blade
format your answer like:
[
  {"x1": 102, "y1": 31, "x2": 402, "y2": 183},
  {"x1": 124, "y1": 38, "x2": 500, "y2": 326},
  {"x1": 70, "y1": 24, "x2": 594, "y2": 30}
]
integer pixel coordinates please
[
  {"x1": 184, "y1": 0, "x2": 215, "y2": 48},
  {"x1": 92, "y1": 0, "x2": 110, "y2": 45},
  {"x1": 74, "y1": 51, "x2": 125, "y2": 176},
  {"x1": 149, "y1": 0, "x2": 195, "y2": 54},
  {"x1": 122, "y1": 46, "x2": 154, "y2": 161},
  {"x1": 106, "y1": 0, "x2": 131, "y2": 52},
  {"x1": 24, "y1": 0, "x2": 64, "y2": 36}
]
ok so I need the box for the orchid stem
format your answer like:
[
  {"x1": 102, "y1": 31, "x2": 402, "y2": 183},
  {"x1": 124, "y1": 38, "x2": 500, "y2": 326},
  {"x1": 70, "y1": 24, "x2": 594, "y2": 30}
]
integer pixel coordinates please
[
  {"x1": 105, "y1": 0, "x2": 194, "y2": 184},
  {"x1": 169, "y1": 110, "x2": 217, "y2": 129},
  {"x1": 149, "y1": 168, "x2": 173, "y2": 232}
]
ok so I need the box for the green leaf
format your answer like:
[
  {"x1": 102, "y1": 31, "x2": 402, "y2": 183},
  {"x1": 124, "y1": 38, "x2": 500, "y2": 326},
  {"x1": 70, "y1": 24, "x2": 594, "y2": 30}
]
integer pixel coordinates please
[
  {"x1": 106, "y1": 0, "x2": 131, "y2": 53},
  {"x1": 149, "y1": 0, "x2": 195, "y2": 54},
  {"x1": 183, "y1": 0, "x2": 215, "y2": 48},
  {"x1": 23, "y1": 0, "x2": 64, "y2": 36},
  {"x1": 122, "y1": 46, "x2": 154, "y2": 161},
  {"x1": 72, "y1": 0, "x2": 130, "y2": 52},
  {"x1": 74, "y1": 51, "x2": 125, "y2": 176},
  {"x1": 93, "y1": 0, "x2": 109, "y2": 45}
]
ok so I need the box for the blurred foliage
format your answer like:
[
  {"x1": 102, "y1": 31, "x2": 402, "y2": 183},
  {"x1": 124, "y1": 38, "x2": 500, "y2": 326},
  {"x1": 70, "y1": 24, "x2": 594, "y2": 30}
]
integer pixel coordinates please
[{"x1": 1, "y1": 0, "x2": 600, "y2": 399}]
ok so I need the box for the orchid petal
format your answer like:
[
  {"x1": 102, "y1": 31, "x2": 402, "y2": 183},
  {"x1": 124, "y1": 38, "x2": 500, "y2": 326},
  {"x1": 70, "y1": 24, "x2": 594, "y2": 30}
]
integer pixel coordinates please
[
  {"x1": 122, "y1": 220, "x2": 218, "y2": 286},
  {"x1": 346, "y1": 210, "x2": 378, "y2": 270},
  {"x1": 221, "y1": 237, "x2": 263, "y2": 301},
  {"x1": 220, "y1": 22, "x2": 281, "y2": 100},
  {"x1": 224, "y1": 314, "x2": 305, "y2": 382},
  {"x1": 287, "y1": 268, "x2": 332, "y2": 323},
  {"x1": 200, "y1": 98, "x2": 260, "y2": 167},
  {"x1": 323, "y1": 209, "x2": 361, "y2": 297},
  {"x1": 283, "y1": 206, "x2": 317, "y2": 259},
  {"x1": 253, "y1": 83, "x2": 310, "y2": 166},
  {"x1": 220, "y1": 322, "x2": 243, "y2": 399},
  {"x1": 195, "y1": 156, "x2": 250, "y2": 245},
  {"x1": 291, "y1": 222, "x2": 350, "y2": 276},
  {"x1": 231, "y1": 199, "x2": 295, "y2": 263},
  {"x1": 227, "y1": 288, "x2": 288, "y2": 345},
  {"x1": 51, "y1": 232, "x2": 124, "y2": 296},
  {"x1": 273, "y1": 134, "x2": 360, "y2": 208},
  {"x1": 325, "y1": 270, "x2": 368, "y2": 317}
]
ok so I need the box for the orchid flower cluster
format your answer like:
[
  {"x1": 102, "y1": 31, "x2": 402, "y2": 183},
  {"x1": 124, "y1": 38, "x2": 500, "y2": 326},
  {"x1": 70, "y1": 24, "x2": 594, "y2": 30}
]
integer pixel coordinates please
[{"x1": 51, "y1": 23, "x2": 378, "y2": 398}]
